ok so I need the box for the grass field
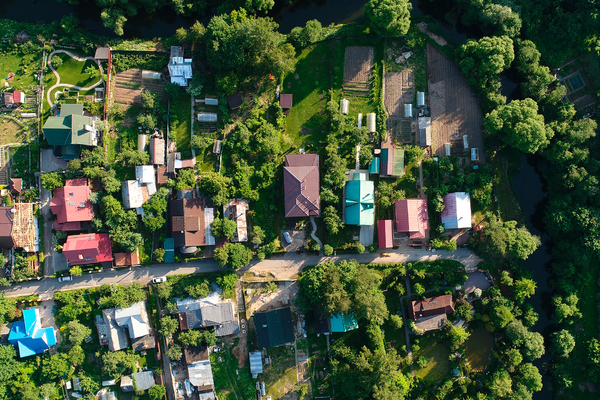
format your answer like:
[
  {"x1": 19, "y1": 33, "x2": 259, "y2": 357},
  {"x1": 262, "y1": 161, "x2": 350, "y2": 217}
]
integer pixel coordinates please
[
  {"x1": 211, "y1": 340, "x2": 255, "y2": 400},
  {"x1": 410, "y1": 334, "x2": 451, "y2": 385},
  {"x1": 263, "y1": 345, "x2": 298, "y2": 399},
  {"x1": 0, "y1": 118, "x2": 27, "y2": 145},
  {"x1": 172, "y1": 93, "x2": 192, "y2": 158},
  {"x1": 0, "y1": 49, "x2": 42, "y2": 92},
  {"x1": 282, "y1": 43, "x2": 330, "y2": 153},
  {"x1": 50, "y1": 53, "x2": 99, "y2": 88}
]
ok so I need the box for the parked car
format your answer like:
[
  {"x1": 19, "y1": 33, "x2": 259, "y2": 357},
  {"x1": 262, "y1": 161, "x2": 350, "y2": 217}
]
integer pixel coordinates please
[
  {"x1": 152, "y1": 276, "x2": 167, "y2": 284},
  {"x1": 283, "y1": 231, "x2": 292, "y2": 244},
  {"x1": 58, "y1": 275, "x2": 73, "y2": 282}
]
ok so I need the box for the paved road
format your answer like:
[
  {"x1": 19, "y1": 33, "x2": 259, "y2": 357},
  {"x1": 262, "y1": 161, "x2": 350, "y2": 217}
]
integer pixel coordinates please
[{"x1": 3, "y1": 247, "x2": 481, "y2": 298}]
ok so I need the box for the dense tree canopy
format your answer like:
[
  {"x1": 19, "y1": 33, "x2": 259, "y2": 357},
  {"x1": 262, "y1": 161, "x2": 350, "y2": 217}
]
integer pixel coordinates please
[{"x1": 365, "y1": 0, "x2": 412, "y2": 36}]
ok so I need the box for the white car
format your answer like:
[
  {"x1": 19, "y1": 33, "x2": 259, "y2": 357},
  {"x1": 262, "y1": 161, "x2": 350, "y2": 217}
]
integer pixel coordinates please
[
  {"x1": 58, "y1": 275, "x2": 73, "y2": 282},
  {"x1": 152, "y1": 276, "x2": 167, "y2": 284}
]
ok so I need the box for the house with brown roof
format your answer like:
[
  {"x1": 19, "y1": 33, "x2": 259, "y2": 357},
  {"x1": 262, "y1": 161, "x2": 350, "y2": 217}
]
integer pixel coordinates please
[
  {"x1": 9, "y1": 178, "x2": 22, "y2": 195},
  {"x1": 408, "y1": 295, "x2": 455, "y2": 332},
  {"x1": 283, "y1": 154, "x2": 320, "y2": 218},
  {"x1": 50, "y1": 179, "x2": 94, "y2": 231},
  {"x1": 0, "y1": 207, "x2": 14, "y2": 249},
  {"x1": 113, "y1": 250, "x2": 141, "y2": 267},
  {"x1": 171, "y1": 198, "x2": 216, "y2": 253},
  {"x1": 150, "y1": 137, "x2": 165, "y2": 165},
  {"x1": 394, "y1": 199, "x2": 429, "y2": 239},
  {"x1": 280, "y1": 94, "x2": 293, "y2": 109}
]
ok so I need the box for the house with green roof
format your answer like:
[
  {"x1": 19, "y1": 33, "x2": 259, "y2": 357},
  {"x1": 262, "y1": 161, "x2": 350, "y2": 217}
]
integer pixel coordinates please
[
  {"x1": 330, "y1": 312, "x2": 358, "y2": 333},
  {"x1": 43, "y1": 104, "x2": 99, "y2": 159},
  {"x1": 345, "y1": 174, "x2": 375, "y2": 226}
]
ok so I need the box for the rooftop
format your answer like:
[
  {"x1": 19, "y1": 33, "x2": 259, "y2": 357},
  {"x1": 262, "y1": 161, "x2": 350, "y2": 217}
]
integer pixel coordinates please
[
  {"x1": 255, "y1": 307, "x2": 294, "y2": 348},
  {"x1": 284, "y1": 154, "x2": 320, "y2": 218},
  {"x1": 395, "y1": 199, "x2": 429, "y2": 239},
  {"x1": 441, "y1": 192, "x2": 472, "y2": 230}
]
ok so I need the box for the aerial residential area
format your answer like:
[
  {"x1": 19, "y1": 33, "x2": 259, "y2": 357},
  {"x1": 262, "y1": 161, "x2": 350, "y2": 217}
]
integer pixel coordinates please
[{"x1": 0, "y1": 0, "x2": 597, "y2": 399}]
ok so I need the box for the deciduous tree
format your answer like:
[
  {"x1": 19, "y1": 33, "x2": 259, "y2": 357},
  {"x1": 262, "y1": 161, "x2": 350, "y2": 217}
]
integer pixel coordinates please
[{"x1": 365, "y1": 0, "x2": 412, "y2": 36}]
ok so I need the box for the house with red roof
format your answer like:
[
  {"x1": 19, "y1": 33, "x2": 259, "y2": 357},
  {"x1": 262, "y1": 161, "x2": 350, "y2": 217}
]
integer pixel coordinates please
[
  {"x1": 50, "y1": 179, "x2": 93, "y2": 231},
  {"x1": 2, "y1": 90, "x2": 25, "y2": 106},
  {"x1": 409, "y1": 294, "x2": 455, "y2": 332},
  {"x1": 394, "y1": 199, "x2": 429, "y2": 239},
  {"x1": 63, "y1": 233, "x2": 113, "y2": 266},
  {"x1": 283, "y1": 154, "x2": 320, "y2": 218},
  {"x1": 378, "y1": 220, "x2": 393, "y2": 249}
]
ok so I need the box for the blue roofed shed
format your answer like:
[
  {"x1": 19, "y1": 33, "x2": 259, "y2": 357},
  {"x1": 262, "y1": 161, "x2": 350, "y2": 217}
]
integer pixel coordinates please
[
  {"x1": 9, "y1": 308, "x2": 56, "y2": 358},
  {"x1": 330, "y1": 312, "x2": 358, "y2": 333},
  {"x1": 249, "y1": 351, "x2": 263, "y2": 378},
  {"x1": 368, "y1": 157, "x2": 380, "y2": 174},
  {"x1": 345, "y1": 179, "x2": 375, "y2": 226},
  {"x1": 164, "y1": 238, "x2": 175, "y2": 263}
]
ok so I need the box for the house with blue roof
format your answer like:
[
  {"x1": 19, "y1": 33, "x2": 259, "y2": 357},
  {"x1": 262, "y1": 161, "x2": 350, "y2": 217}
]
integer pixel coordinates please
[
  {"x1": 344, "y1": 174, "x2": 375, "y2": 226},
  {"x1": 8, "y1": 308, "x2": 56, "y2": 357}
]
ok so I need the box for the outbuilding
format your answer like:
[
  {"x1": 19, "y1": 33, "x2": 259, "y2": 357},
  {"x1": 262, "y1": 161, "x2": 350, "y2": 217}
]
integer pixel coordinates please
[
  {"x1": 340, "y1": 98, "x2": 349, "y2": 115},
  {"x1": 367, "y1": 113, "x2": 376, "y2": 133}
]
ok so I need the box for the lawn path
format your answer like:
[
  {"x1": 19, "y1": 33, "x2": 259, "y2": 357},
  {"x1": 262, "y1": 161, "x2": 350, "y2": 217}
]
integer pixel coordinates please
[{"x1": 46, "y1": 49, "x2": 104, "y2": 107}]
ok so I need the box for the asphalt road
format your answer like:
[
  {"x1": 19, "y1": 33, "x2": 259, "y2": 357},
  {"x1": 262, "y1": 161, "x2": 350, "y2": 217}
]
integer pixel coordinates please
[{"x1": 3, "y1": 247, "x2": 481, "y2": 298}]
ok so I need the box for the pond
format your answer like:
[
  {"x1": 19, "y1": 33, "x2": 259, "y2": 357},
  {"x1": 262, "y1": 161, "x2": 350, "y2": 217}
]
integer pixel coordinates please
[{"x1": 466, "y1": 327, "x2": 494, "y2": 371}]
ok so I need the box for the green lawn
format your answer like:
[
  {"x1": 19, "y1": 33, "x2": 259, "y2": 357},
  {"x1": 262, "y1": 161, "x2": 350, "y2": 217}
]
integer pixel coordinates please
[
  {"x1": 382, "y1": 290, "x2": 408, "y2": 354},
  {"x1": 51, "y1": 52, "x2": 99, "y2": 88},
  {"x1": 0, "y1": 48, "x2": 42, "y2": 92},
  {"x1": 0, "y1": 118, "x2": 27, "y2": 146},
  {"x1": 282, "y1": 43, "x2": 330, "y2": 153},
  {"x1": 410, "y1": 335, "x2": 451, "y2": 385},
  {"x1": 211, "y1": 340, "x2": 255, "y2": 400},
  {"x1": 263, "y1": 345, "x2": 299, "y2": 400},
  {"x1": 172, "y1": 93, "x2": 192, "y2": 158}
]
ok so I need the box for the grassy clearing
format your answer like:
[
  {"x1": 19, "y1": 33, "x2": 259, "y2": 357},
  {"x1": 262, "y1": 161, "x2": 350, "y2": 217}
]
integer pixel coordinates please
[
  {"x1": 0, "y1": 119, "x2": 27, "y2": 145},
  {"x1": 282, "y1": 42, "x2": 330, "y2": 153},
  {"x1": 465, "y1": 326, "x2": 494, "y2": 371},
  {"x1": 263, "y1": 345, "x2": 298, "y2": 399},
  {"x1": 382, "y1": 290, "x2": 408, "y2": 352},
  {"x1": 211, "y1": 341, "x2": 255, "y2": 400},
  {"x1": 489, "y1": 147, "x2": 527, "y2": 224},
  {"x1": 51, "y1": 53, "x2": 99, "y2": 88},
  {"x1": 0, "y1": 48, "x2": 42, "y2": 92},
  {"x1": 172, "y1": 93, "x2": 191, "y2": 158},
  {"x1": 410, "y1": 334, "x2": 451, "y2": 385}
]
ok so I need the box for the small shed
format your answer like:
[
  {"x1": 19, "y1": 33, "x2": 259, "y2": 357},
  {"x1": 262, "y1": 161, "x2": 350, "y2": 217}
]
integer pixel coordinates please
[
  {"x1": 137, "y1": 134, "x2": 148, "y2": 152},
  {"x1": 358, "y1": 113, "x2": 363, "y2": 129},
  {"x1": 418, "y1": 117, "x2": 432, "y2": 147},
  {"x1": 249, "y1": 352, "x2": 263, "y2": 378},
  {"x1": 340, "y1": 98, "x2": 349, "y2": 115},
  {"x1": 227, "y1": 92, "x2": 243, "y2": 110},
  {"x1": 197, "y1": 113, "x2": 218, "y2": 122},
  {"x1": 280, "y1": 94, "x2": 293, "y2": 109},
  {"x1": 205, "y1": 98, "x2": 219, "y2": 106},
  {"x1": 417, "y1": 91, "x2": 426, "y2": 107},
  {"x1": 142, "y1": 70, "x2": 161, "y2": 80},
  {"x1": 378, "y1": 219, "x2": 393, "y2": 249},
  {"x1": 445, "y1": 143, "x2": 451, "y2": 156},
  {"x1": 164, "y1": 237, "x2": 175, "y2": 263},
  {"x1": 213, "y1": 140, "x2": 222, "y2": 155},
  {"x1": 471, "y1": 148, "x2": 480, "y2": 161},
  {"x1": 94, "y1": 47, "x2": 110, "y2": 61},
  {"x1": 404, "y1": 103, "x2": 413, "y2": 118},
  {"x1": 368, "y1": 157, "x2": 380, "y2": 174},
  {"x1": 367, "y1": 113, "x2": 376, "y2": 133}
]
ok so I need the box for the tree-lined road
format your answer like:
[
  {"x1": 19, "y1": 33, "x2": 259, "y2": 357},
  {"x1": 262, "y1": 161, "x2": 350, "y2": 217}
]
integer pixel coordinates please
[{"x1": 2, "y1": 248, "x2": 480, "y2": 298}]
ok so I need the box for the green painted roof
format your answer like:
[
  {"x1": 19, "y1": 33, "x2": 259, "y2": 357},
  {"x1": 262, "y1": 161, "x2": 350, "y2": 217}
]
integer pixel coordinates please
[
  {"x1": 345, "y1": 179, "x2": 375, "y2": 226},
  {"x1": 70, "y1": 115, "x2": 94, "y2": 146},
  {"x1": 61, "y1": 104, "x2": 84, "y2": 117},
  {"x1": 43, "y1": 113, "x2": 94, "y2": 147},
  {"x1": 330, "y1": 312, "x2": 358, "y2": 333},
  {"x1": 393, "y1": 149, "x2": 405, "y2": 176}
]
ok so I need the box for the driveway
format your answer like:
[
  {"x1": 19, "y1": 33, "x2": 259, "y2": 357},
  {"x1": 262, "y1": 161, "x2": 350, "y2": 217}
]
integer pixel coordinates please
[
  {"x1": 40, "y1": 149, "x2": 68, "y2": 277},
  {"x1": 462, "y1": 271, "x2": 491, "y2": 294}
]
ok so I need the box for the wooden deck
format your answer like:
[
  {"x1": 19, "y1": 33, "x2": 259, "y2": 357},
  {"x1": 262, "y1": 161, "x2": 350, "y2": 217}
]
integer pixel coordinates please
[{"x1": 426, "y1": 44, "x2": 485, "y2": 162}]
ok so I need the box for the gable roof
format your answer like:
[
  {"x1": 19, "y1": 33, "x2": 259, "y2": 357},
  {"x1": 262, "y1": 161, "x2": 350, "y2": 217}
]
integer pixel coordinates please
[
  {"x1": 223, "y1": 199, "x2": 249, "y2": 242},
  {"x1": 171, "y1": 198, "x2": 207, "y2": 248},
  {"x1": 63, "y1": 233, "x2": 113, "y2": 265},
  {"x1": 122, "y1": 180, "x2": 145, "y2": 209},
  {"x1": 283, "y1": 154, "x2": 320, "y2": 217},
  {"x1": 96, "y1": 310, "x2": 128, "y2": 351},
  {"x1": 50, "y1": 179, "x2": 93, "y2": 228},
  {"x1": 3, "y1": 90, "x2": 25, "y2": 104},
  {"x1": 378, "y1": 220, "x2": 393, "y2": 249},
  {"x1": 188, "y1": 360, "x2": 214, "y2": 390},
  {"x1": 0, "y1": 207, "x2": 15, "y2": 249},
  {"x1": 227, "y1": 92, "x2": 243, "y2": 110},
  {"x1": 184, "y1": 345, "x2": 209, "y2": 365},
  {"x1": 10, "y1": 178, "x2": 22, "y2": 194},
  {"x1": 345, "y1": 179, "x2": 375, "y2": 226},
  {"x1": 441, "y1": 192, "x2": 471, "y2": 229},
  {"x1": 8, "y1": 308, "x2": 56, "y2": 357},
  {"x1": 255, "y1": 307, "x2": 294, "y2": 348},
  {"x1": 150, "y1": 137, "x2": 165, "y2": 165},
  {"x1": 409, "y1": 295, "x2": 455, "y2": 321},
  {"x1": 394, "y1": 199, "x2": 429, "y2": 239},
  {"x1": 280, "y1": 94, "x2": 293, "y2": 109},
  {"x1": 249, "y1": 351, "x2": 263, "y2": 377}
]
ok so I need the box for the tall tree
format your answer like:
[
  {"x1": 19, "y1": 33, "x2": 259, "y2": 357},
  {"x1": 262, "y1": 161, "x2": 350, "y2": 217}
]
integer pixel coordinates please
[{"x1": 365, "y1": 0, "x2": 412, "y2": 36}]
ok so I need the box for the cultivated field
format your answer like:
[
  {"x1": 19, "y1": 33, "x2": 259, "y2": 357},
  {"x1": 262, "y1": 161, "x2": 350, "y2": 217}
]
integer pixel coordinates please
[
  {"x1": 387, "y1": 118, "x2": 416, "y2": 144},
  {"x1": 113, "y1": 69, "x2": 167, "y2": 106},
  {"x1": 426, "y1": 44, "x2": 485, "y2": 161},
  {"x1": 385, "y1": 70, "x2": 414, "y2": 116},
  {"x1": 343, "y1": 46, "x2": 374, "y2": 96}
]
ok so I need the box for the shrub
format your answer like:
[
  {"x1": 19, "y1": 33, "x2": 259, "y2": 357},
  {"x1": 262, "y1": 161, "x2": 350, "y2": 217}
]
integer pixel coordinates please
[{"x1": 323, "y1": 244, "x2": 334, "y2": 256}]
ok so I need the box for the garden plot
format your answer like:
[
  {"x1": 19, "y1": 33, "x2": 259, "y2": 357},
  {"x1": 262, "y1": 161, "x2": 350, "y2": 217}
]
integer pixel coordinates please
[
  {"x1": 113, "y1": 68, "x2": 167, "y2": 106},
  {"x1": 343, "y1": 46, "x2": 374, "y2": 96},
  {"x1": 385, "y1": 70, "x2": 414, "y2": 116},
  {"x1": 427, "y1": 44, "x2": 485, "y2": 162},
  {"x1": 386, "y1": 118, "x2": 416, "y2": 144}
]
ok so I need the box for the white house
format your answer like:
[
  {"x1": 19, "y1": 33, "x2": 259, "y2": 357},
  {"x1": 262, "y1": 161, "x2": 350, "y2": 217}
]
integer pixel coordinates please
[{"x1": 168, "y1": 46, "x2": 193, "y2": 86}]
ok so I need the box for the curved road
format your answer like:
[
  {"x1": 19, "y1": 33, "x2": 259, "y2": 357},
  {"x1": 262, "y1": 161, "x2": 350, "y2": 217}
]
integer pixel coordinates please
[
  {"x1": 2, "y1": 247, "x2": 480, "y2": 298},
  {"x1": 46, "y1": 49, "x2": 105, "y2": 107}
]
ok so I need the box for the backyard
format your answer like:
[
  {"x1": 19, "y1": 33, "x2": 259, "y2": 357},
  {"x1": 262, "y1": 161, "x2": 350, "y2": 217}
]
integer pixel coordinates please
[
  {"x1": 0, "y1": 43, "x2": 43, "y2": 92},
  {"x1": 211, "y1": 340, "x2": 255, "y2": 400},
  {"x1": 171, "y1": 92, "x2": 192, "y2": 158},
  {"x1": 410, "y1": 334, "x2": 451, "y2": 385},
  {"x1": 0, "y1": 118, "x2": 28, "y2": 145},
  {"x1": 262, "y1": 344, "x2": 299, "y2": 399}
]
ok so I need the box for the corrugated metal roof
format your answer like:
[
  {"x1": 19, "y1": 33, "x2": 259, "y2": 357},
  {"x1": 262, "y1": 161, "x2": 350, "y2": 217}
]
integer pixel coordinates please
[
  {"x1": 345, "y1": 180, "x2": 374, "y2": 226},
  {"x1": 368, "y1": 157, "x2": 380, "y2": 174},
  {"x1": 377, "y1": 220, "x2": 393, "y2": 249},
  {"x1": 441, "y1": 192, "x2": 471, "y2": 229},
  {"x1": 418, "y1": 117, "x2": 431, "y2": 146},
  {"x1": 394, "y1": 199, "x2": 429, "y2": 238},
  {"x1": 249, "y1": 352, "x2": 263, "y2": 376}
]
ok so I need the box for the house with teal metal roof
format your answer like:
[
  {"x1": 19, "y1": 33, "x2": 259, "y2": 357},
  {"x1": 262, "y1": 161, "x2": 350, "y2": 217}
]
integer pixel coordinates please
[
  {"x1": 8, "y1": 308, "x2": 56, "y2": 358},
  {"x1": 345, "y1": 177, "x2": 375, "y2": 226},
  {"x1": 43, "y1": 104, "x2": 99, "y2": 159},
  {"x1": 330, "y1": 312, "x2": 358, "y2": 333}
]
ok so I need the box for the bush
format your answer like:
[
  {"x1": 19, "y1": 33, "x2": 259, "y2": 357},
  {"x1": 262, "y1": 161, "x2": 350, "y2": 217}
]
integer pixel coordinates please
[
  {"x1": 389, "y1": 314, "x2": 404, "y2": 330},
  {"x1": 323, "y1": 244, "x2": 334, "y2": 256},
  {"x1": 51, "y1": 55, "x2": 63, "y2": 69},
  {"x1": 430, "y1": 238, "x2": 458, "y2": 252},
  {"x1": 368, "y1": 244, "x2": 378, "y2": 253},
  {"x1": 356, "y1": 243, "x2": 365, "y2": 254}
]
